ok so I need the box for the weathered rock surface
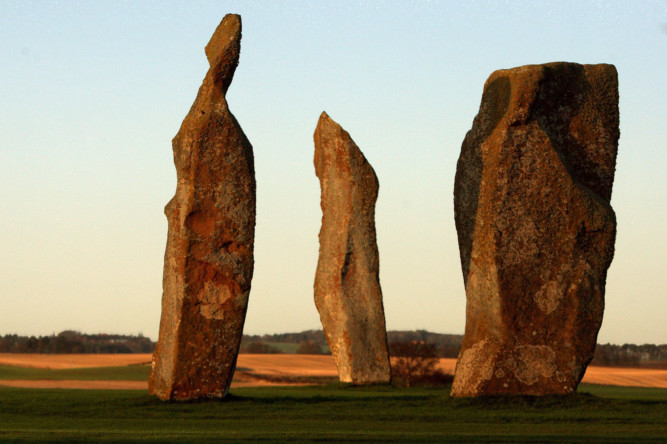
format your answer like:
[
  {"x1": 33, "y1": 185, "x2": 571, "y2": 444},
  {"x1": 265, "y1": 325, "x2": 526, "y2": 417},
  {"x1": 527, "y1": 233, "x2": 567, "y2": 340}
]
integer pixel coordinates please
[
  {"x1": 314, "y1": 112, "x2": 391, "y2": 384},
  {"x1": 149, "y1": 14, "x2": 255, "y2": 401},
  {"x1": 452, "y1": 62, "x2": 619, "y2": 397}
]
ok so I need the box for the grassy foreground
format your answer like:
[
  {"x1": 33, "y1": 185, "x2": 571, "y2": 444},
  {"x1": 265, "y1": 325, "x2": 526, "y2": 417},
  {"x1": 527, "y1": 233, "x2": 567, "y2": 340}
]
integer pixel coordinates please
[{"x1": 0, "y1": 384, "x2": 665, "y2": 442}]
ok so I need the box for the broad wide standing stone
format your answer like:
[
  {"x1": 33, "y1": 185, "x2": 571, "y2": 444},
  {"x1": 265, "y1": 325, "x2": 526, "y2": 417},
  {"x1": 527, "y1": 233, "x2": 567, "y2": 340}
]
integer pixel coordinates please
[
  {"x1": 149, "y1": 14, "x2": 255, "y2": 400},
  {"x1": 314, "y1": 112, "x2": 391, "y2": 384},
  {"x1": 452, "y1": 62, "x2": 619, "y2": 397}
]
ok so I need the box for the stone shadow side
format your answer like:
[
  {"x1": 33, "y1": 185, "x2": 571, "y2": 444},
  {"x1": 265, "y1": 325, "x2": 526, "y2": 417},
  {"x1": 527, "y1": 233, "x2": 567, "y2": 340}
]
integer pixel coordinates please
[{"x1": 454, "y1": 75, "x2": 511, "y2": 285}]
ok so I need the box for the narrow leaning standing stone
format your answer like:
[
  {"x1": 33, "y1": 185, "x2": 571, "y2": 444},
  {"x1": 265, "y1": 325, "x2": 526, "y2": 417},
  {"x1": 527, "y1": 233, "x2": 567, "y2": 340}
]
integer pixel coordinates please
[
  {"x1": 314, "y1": 112, "x2": 391, "y2": 384},
  {"x1": 149, "y1": 14, "x2": 255, "y2": 401},
  {"x1": 452, "y1": 62, "x2": 619, "y2": 397}
]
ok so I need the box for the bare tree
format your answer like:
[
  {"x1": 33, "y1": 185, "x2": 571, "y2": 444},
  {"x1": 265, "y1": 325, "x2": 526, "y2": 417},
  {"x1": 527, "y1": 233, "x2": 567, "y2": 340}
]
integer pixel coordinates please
[{"x1": 389, "y1": 341, "x2": 451, "y2": 387}]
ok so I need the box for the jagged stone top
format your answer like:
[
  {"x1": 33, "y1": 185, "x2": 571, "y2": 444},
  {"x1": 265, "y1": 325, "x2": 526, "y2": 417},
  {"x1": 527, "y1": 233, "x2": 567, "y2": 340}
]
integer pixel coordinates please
[
  {"x1": 171, "y1": 14, "x2": 248, "y2": 174},
  {"x1": 204, "y1": 13, "x2": 241, "y2": 95},
  {"x1": 314, "y1": 111, "x2": 375, "y2": 182},
  {"x1": 315, "y1": 111, "x2": 344, "y2": 144},
  {"x1": 468, "y1": 61, "x2": 618, "y2": 202},
  {"x1": 314, "y1": 111, "x2": 343, "y2": 178}
]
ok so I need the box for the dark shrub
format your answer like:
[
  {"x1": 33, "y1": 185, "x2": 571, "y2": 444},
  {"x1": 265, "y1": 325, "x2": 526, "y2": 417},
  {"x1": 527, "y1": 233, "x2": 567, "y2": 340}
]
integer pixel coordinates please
[
  {"x1": 389, "y1": 340, "x2": 454, "y2": 387},
  {"x1": 295, "y1": 340, "x2": 323, "y2": 355}
]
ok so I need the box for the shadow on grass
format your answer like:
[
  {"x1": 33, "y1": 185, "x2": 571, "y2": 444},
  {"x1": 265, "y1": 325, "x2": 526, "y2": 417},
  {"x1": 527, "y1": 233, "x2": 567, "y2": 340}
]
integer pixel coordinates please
[
  {"x1": 451, "y1": 390, "x2": 666, "y2": 411},
  {"x1": 451, "y1": 392, "x2": 602, "y2": 409},
  {"x1": 155, "y1": 383, "x2": 439, "y2": 405}
]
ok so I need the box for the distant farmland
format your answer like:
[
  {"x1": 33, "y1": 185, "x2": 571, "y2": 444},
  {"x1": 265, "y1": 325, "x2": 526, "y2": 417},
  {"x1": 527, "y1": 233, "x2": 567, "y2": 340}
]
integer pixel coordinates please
[{"x1": 0, "y1": 354, "x2": 666, "y2": 390}]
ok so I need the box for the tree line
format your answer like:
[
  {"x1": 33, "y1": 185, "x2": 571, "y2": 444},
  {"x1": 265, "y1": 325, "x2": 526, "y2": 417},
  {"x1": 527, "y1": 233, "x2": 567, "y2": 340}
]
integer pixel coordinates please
[
  {"x1": 590, "y1": 343, "x2": 667, "y2": 367},
  {"x1": 1, "y1": 329, "x2": 665, "y2": 368},
  {"x1": 240, "y1": 330, "x2": 667, "y2": 368},
  {"x1": 0, "y1": 330, "x2": 155, "y2": 354}
]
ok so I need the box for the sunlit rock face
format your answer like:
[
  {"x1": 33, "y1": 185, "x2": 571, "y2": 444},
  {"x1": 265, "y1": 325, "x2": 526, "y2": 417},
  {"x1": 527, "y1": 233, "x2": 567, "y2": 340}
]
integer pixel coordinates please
[
  {"x1": 149, "y1": 14, "x2": 255, "y2": 401},
  {"x1": 313, "y1": 112, "x2": 391, "y2": 384},
  {"x1": 452, "y1": 62, "x2": 619, "y2": 397}
]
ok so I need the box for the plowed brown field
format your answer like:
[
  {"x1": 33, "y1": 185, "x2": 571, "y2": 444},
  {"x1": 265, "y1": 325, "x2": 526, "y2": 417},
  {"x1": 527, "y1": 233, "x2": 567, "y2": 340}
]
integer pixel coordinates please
[
  {"x1": 0, "y1": 353, "x2": 665, "y2": 390},
  {"x1": 0, "y1": 353, "x2": 152, "y2": 369}
]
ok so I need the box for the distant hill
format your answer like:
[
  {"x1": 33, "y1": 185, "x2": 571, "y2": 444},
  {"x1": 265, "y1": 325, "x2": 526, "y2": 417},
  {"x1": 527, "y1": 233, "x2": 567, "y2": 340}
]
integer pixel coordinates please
[
  {"x1": 0, "y1": 331, "x2": 154, "y2": 354},
  {"x1": 386, "y1": 330, "x2": 463, "y2": 358},
  {"x1": 240, "y1": 329, "x2": 464, "y2": 356},
  {"x1": 2, "y1": 329, "x2": 665, "y2": 368},
  {"x1": 241, "y1": 329, "x2": 667, "y2": 368}
]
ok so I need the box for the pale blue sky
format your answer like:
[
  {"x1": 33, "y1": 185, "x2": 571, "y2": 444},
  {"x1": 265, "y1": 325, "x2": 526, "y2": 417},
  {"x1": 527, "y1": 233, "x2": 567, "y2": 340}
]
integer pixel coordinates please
[{"x1": 0, "y1": 1, "x2": 665, "y2": 344}]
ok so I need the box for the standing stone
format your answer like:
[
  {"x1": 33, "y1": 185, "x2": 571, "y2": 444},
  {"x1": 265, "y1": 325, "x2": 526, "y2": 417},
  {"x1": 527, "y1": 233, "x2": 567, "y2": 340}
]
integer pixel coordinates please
[
  {"x1": 452, "y1": 62, "x2": 619, "y2": 397},
  {"x1": 314, "y1": 112, "x2": 391, "y2": 384},
  {"x1": 149, "y1": 14, "x2": 255, "y2": 401}
]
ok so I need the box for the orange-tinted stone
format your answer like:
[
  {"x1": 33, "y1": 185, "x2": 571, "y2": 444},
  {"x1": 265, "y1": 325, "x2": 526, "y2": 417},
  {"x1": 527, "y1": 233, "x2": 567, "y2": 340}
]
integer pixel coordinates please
[
  {"x1": 313, "y1": 112, "x2": 391, "y2": 384},
  {"x1": 452, "y1": 63, "x2": 619, "y2": 396},
  {"x1": 149, "y1": 14, "x2": 255, "y2": 401}
]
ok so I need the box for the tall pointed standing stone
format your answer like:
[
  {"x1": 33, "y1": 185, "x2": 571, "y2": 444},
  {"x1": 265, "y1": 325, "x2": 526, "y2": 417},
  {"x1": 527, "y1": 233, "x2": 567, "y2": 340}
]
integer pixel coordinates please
[
  {"x1": 149, "y1": 14, "x2": 255, "y2": 401},
  {"x1": 452, "y1": 62, "x2": 619, "y2": 397},
  {"x1": 313, "y1": 112, "x2": 391, "y2": 384}
]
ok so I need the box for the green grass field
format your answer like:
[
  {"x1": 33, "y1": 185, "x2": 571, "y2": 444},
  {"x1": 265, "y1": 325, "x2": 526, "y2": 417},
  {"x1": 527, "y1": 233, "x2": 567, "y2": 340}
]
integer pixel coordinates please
[
  {"x1": 0, "y1": 364, "x2": 150, "y2": 381},
  {"x1": 262, "y1": 341, "x2": 299, "y2": 353},
  {"x1": 261, "y1": 342, "x2": 331, "y2": 354},
  {"x1": 0, "y1": 382, "x2": 664, "y2": 442}
]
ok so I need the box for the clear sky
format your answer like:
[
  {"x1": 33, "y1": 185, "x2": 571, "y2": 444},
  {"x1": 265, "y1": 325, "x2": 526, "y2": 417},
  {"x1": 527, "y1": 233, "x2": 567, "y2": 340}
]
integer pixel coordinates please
[{"x1": 1, "y1": 1, "x2": 665, "y2": 344}]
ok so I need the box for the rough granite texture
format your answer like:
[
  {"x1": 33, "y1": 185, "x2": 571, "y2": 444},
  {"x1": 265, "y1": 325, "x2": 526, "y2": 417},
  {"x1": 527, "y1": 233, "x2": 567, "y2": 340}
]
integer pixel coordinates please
[
  {"x1": 452, "y1": 62, "x2": 619, "y2": 397},
  {"x1": 149, "y1": 14, "x2": 255, "y2": 401},
  {"x1": 314, "y1": 112, "x2": 391, "y2": 384}
]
